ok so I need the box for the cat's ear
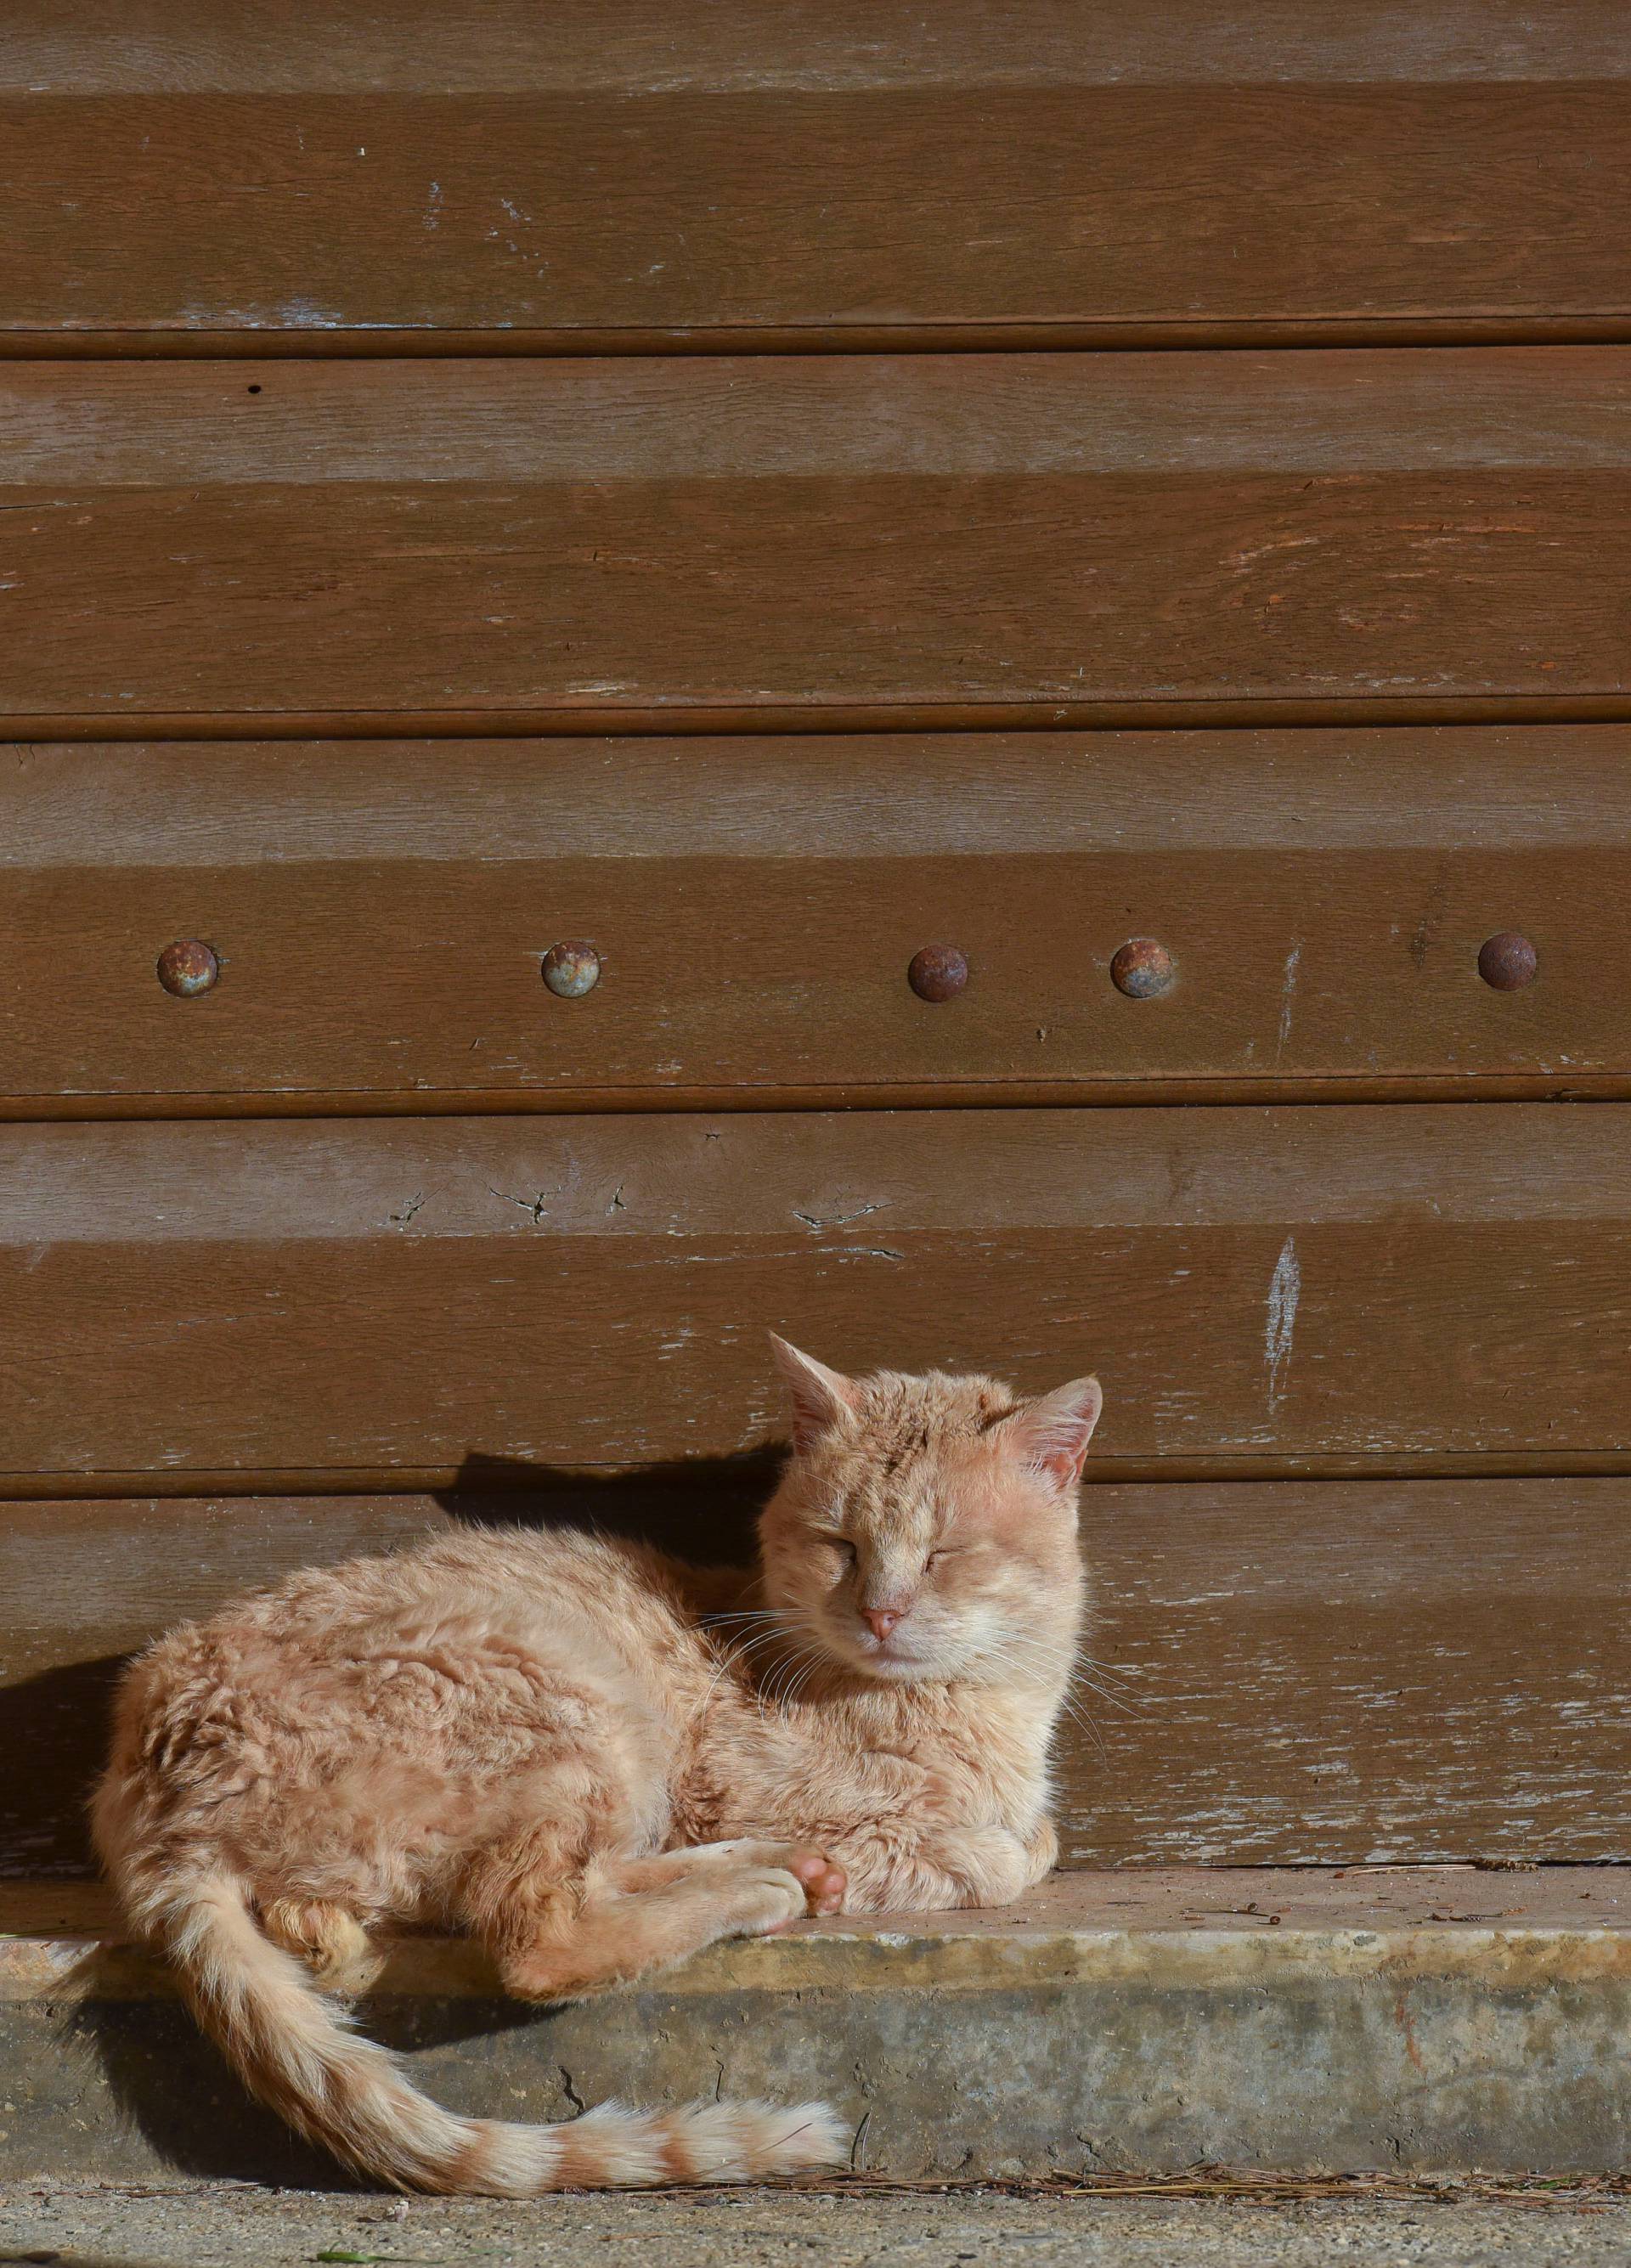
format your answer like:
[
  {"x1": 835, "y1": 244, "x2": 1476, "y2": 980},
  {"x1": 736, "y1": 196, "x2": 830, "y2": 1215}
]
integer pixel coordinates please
[
  {"x1": 768, "y1": 1333, "x2": 861, "y2": 1453},
  {"x1": 1000, "y1": 1377, "x2": 1103, "y2": 1491}
]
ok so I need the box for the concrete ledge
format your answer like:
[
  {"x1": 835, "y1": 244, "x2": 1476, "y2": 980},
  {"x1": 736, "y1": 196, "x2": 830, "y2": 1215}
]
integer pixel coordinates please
[{"x1": 3, "y1": 1870, "x2": 1628, "y2": 2182}]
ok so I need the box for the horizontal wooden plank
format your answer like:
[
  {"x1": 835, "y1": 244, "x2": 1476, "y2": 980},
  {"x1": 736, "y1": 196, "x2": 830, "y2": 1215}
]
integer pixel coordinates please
[
  {"x1": 1, "y1": 1105, "x2": 1629, "y2": 1486},
  {"x1": 5, "y1": 1481, "x2": 1625, "y2": 1874},
  {"x1": 2, "y1": 353, "x2": 1629, "y2": 725},
  {"x1": 16, "y1": 0, "x2": 1631, "y2": 88},
  {"x1": 3, "y1": 729, "x2": 1631, "y2": 1109},
  {"x1": 2, "y1": 4, "x2": 1628, "y2": 345}
]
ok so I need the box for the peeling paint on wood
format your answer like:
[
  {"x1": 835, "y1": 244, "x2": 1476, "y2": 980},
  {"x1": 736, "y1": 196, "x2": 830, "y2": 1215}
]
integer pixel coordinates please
[{"x1": 1265, "y1": 1236, "x2": 1301, "y2": 1414}]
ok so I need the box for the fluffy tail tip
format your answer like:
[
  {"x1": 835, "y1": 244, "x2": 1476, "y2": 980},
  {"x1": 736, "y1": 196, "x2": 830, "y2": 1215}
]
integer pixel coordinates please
[
  {"x1": 739, "y1": 2098, "x2": 851, "y2": 2178},
  {"x1": 659, "y1": 2096, "x2": 851, "y2": 2181},
  {"x1": 566, "y1": 2096, "x2": 850, "y2": 2185}
]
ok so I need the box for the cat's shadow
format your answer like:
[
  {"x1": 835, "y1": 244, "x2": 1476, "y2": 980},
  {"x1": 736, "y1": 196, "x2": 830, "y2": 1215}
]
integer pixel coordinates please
[
  {"x1": 57, "y1": 1952, "x2": 593, "y2": 2190},
  {"x1": 49, "y1": 1445, "x2": 782, "y2": 2188},
  {"x1": 432, "y1": 1444, "x2": 781, "y2": 1565}
]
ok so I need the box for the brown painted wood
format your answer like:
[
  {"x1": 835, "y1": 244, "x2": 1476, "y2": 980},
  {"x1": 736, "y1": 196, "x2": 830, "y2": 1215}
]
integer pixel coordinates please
[
  {"x1": 3, "y1": 729, "x2": 1630, "y2": 1110},
  {"x1": 1, "y1": 1105, "x2": 1629, "y2": 1486},
  {"x1": 4, "y1": 1482, "x2": 1625, "y2": 1876},
  {"x1": 2, "y1": 353, "x2": 1629, "y2": 725},
  {"x1": 2, "y1": 3, "x2": 1629, "y2": 345}
]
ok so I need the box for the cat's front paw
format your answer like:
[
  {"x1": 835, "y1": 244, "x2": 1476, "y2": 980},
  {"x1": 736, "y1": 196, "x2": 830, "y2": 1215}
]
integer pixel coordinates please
[
  {"x1": 730, "y1": 1849, "x2": 847, "y2": 1933},
  {"x1": 783, "y1": 1847, "x2": 848, "y2": 1916},
  {"x1": 730, "y1": 1866, "x2": 816, "y2": 1935}
]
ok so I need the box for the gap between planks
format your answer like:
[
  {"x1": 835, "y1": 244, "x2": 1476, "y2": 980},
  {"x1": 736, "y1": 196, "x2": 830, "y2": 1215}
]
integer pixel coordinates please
[
  {"x1": 3, "y1": 1079, "x2": 1631, "y2": 1122},
  {"x1": 7, "y1": 698, "x2": 1631, "y2": 741},
  {"x1": 4, "y1": 321, "x2": 1631, "y2": 358},
  {"x1": 9, "y1": 1453, "x2": 1631, "y2": 1503}
]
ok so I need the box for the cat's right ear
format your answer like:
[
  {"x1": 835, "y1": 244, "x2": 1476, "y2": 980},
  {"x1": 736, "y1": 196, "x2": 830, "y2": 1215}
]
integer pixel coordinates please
[{"x1": 768, "y1": 1334, "x2": 861, "y2": 1453}]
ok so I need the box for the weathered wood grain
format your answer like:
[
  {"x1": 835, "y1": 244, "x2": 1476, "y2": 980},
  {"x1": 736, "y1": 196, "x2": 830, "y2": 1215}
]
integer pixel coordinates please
[
  {"x1": 3, "y1": 729, "x2": 1629, "y2": 1109},
  {"x1": 2, "y1": 3, "x2": 1628, "y2": 345},
  {"x1": 4, "y1": 1482, "x2": 1623, "y2": 1875},
  {"x1": 0, "y1": 1106, "x2": 1628, "y2": 1487},
  {"x1": 2, "y1": 353, "x2": 1628, "y2": 726}
]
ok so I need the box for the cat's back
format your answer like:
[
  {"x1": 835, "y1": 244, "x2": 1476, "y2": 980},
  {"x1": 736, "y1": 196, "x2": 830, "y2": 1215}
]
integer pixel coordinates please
[
  {"x1": 98, "y1": 1525, "x2": 708, "y2": 1867},
  {"x1": 120, "y1": 1521, "x2": 708, "y2": 1722}
]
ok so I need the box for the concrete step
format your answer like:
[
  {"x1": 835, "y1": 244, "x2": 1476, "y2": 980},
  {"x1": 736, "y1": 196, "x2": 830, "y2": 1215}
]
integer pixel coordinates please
[{"x1": 3, "y1": 1869, "x2": 1628, "y2": 2185}]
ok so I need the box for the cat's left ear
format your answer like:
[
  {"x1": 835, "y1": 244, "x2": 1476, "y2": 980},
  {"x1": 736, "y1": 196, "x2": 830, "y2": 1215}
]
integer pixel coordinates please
[{"x1": 1000, "y1": 1377, "x2": 1103, "y2": 1491}]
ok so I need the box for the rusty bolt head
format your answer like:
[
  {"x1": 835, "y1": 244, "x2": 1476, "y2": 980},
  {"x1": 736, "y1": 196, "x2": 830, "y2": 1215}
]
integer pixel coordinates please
[
  {"x1": 542, "y1": 940, "x2": 601, "y2": 999},
  {"x1": 1477, "y1": 932, "x2": 1538, "y2": 991},
  {"x1": 908, "y1": 945, "x2": 968, "y2": 1002},
  {"x1": 1110, "y1": 939, "x2": 1176, "y2": 999},
  {"x1": 155, "y1": 939, "x2": 219, "y2": 997}
]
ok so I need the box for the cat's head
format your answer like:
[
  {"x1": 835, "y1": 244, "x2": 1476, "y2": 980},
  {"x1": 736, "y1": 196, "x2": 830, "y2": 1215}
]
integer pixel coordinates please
[{"x1": 757, "y1": 1336, "x2": 1099, "y2": 1685}]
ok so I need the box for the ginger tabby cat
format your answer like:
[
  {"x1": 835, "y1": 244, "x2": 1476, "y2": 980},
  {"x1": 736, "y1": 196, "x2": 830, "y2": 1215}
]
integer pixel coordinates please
[{"x1": 94, "y1": 1337, "x2": 1101, "y2": 2193}]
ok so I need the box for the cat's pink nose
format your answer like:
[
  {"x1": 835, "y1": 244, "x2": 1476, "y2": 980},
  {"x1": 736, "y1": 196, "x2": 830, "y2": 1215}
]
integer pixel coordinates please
[{"x1": 863, "y1": 1608, "x2": 903, "y2": 1641}]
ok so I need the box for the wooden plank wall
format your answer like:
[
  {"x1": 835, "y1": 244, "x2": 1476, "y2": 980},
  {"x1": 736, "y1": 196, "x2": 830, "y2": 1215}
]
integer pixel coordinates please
[
  {"x1": 3, "y1": 1, "x2": 1628, "y2": 1876},
  {"x1": 3, "y1": 1, "x2": 1629, "y2": 350}
]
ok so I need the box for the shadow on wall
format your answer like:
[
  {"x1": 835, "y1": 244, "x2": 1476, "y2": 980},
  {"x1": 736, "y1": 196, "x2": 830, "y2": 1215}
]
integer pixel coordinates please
[
  {"x1": 0, "y1": 1652, "x2": 131, "y2": 1883},
  {"x1": 432, "y1": 1444, "x2": 782, "y2": 1566}
]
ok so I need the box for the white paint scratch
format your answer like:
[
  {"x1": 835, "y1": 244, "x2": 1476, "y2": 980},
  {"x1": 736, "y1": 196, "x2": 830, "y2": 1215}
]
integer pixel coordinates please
[
  {"x1": 1265, "y1": 1234, "x2": 1300, "y2": 1414},
  {"x1": 1277, "y1": 938, "x2": 1301, "y2": 1056},
  {"x1": 424, "y1": 180, "x2": 443, "y2": 231},
  {"x1": 276, "y1": 296, "x2": 347, "y2": 330}
]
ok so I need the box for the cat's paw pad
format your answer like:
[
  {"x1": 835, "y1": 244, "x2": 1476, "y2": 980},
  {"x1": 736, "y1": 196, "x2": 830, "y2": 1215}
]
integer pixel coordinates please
[{"x1": 785, "y1": 1848, "x2": 848, "y2": 1916}]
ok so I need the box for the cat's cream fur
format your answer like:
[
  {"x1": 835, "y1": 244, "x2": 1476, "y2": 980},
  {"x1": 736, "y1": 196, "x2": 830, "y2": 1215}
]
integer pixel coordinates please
[{"x1": 93, "y1": 1339, "x2": 1101, "y2": 2195}]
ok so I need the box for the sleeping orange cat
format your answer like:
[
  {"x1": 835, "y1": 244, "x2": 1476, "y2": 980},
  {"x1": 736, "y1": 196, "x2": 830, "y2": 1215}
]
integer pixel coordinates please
[{"x1": 93, "y1": 1337, "x2": 1101, "y2": 2194}]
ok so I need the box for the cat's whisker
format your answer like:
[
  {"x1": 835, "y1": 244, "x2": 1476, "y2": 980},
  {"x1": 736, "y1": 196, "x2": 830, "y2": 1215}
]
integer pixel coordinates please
[
  {"x1": 710, "y1": 1626, "x2": 788, "y2": 1660},
  {"x1": 697, "y1": 1622, "x2": 796, "y2": 1714},
  {"x1": 992, "y1": 1628, "x2": 1139, "y2": 1696},
  {"x1": 976, "y1": 1634, "x2": 1082, "y2": 1684},
  {"x1": 709, "y1": 1630, "x2": 799, "y2": 1701},
  {"x1": 698, "y1": 1608, "x2": 803, "y2": 1628},
  {"x1": 1060, "y1": 1668, "x2": 1143, "y2": 1718},
  {"x1": 776, "y1": 1642, "x2": 832, "y2": 1699},
  {"x1": 975, "y1": 1654, "x2": 1110, "y2": 1753},
  {"x1": 970, "y1": 1642, "x2": 1127, "y2": 1752},
  {"x1": 1075, "y1": 1711, "x2": 1110, "y2": 1764},
  {"x1": 986, "y1": 1633, "x2": 1146, "y2": 1717},
  {"x1": 761, "y1": 1643, "x2": 830, "y2": 1715},
  {"x1": 720, "y1": 1624, "x2": 827, "y2": 1719},
  {"x1": 1072, "y1": 1656, "x2": 1141, "y2": 1697},
  {"x1": 1066, "y1": 1663, "x2": 1146, "y2": 1715}
]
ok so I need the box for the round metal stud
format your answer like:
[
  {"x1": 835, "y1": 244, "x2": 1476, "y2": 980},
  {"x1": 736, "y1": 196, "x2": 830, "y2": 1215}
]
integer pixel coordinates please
[
  {"x1": 542, "y1": 940, "x2": 601, "y2": 998},
  {"x1": 908, "y1": 945, "x2": 968, "y2": 1002},
  {"x1": 155, "y1": 939, "x2": 219, "y2": 997},
  {"x1": 1477, "y1": 932, "x2": 1538, "y2": 991},
  {"x1": 1110, "y1": 938, "x2": 1176, "y2": 999}
]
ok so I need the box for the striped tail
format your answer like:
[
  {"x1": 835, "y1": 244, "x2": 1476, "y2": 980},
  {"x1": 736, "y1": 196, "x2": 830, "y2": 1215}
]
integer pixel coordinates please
[{"x1": 150, "y1": 1872, "x2": 847, "y2": 2192}]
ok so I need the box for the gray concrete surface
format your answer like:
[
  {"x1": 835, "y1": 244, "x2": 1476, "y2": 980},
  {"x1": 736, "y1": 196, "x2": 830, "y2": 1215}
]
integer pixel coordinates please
[
  {"x1": 3, "y1": 1871, "x2": 1629, "y2": 2182},
  {"x1": 4, "y1": 2179, "x2": 1631, "y2": 2268}
]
